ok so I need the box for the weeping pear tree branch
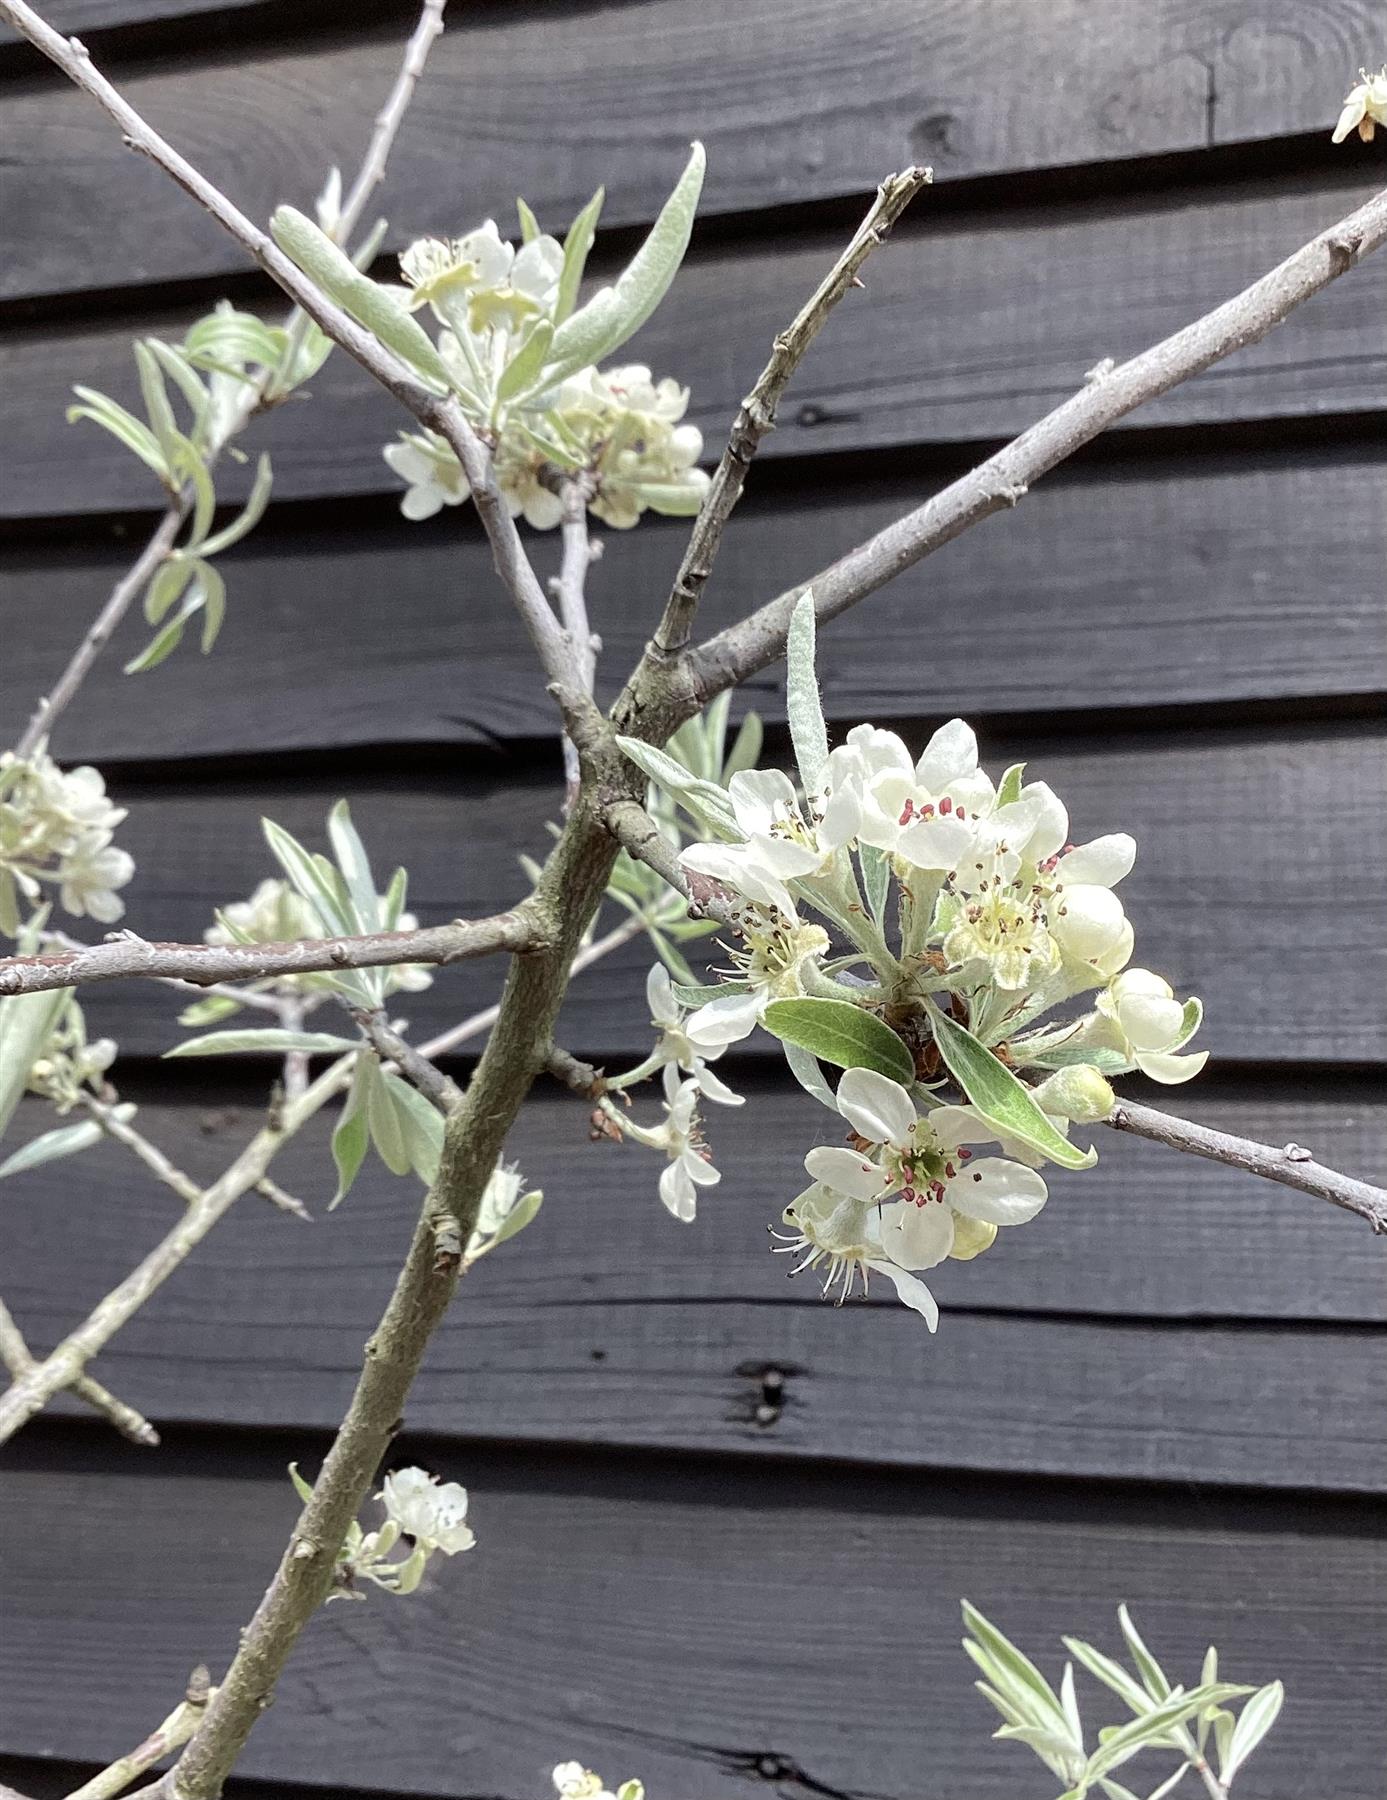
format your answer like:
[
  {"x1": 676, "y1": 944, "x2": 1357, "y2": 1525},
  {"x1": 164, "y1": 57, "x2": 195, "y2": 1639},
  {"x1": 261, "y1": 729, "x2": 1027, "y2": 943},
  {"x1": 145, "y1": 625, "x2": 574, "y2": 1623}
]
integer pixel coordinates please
[
  {"x1": 680, "y1": 181, "x2": 1387, "y2": 704},
  {"x1": 0, "y1": 1295, "x2": 158, "y2": 1446},
  {"x1": 555, "y1": 474, "x2": 601, "y2": 803},
  {"x1": 1105, "y1": 1098, "x2": 1387, "y2": 1234},
  {"x1": 0, "y1": 904, "x2": 549, "y2": 997},
  {"x1": 66, "y1": 1670, "x2": 214, "y2": 1800},
  {"x1": 10, "y1": 5, "x2": 1387, "y2": 1789},
  {"x1": 9, "y1": 0, "x2": 449, "y2": 762},
  {"x1": 649, "y1": 163, "x2": 932, "y2": 657}
]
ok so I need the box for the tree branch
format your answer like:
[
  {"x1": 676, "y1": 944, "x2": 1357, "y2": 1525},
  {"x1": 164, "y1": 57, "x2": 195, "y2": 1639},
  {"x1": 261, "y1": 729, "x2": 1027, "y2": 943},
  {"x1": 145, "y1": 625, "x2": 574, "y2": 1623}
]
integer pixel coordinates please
[
  {"x1": 648, "y1": 164, "x2": 931, "y2": 657},
  {"x1": 601, "y1": 796, "x2": 736, "y2": 925},
  {"x1": 66, "y1": 1672, "x2": 214, "y2": 1800},
  {"x1": 350, "y1": 1008, "x2": 463, "y2": 1112},
  {"x1": 1104, "y1": 1097, "x2": 1387, "y2": 1234},
  {"x1": 683, "y1": 182, "x2": 1387, "y2": 703},
  {"x1": 334, "y1": 0, "x2": 446, "y2": 245},
  {"x1": 0, "y1": 1295, "x2": 159, "y2": 1445},
  {"x1": 0, "y1": 905, "x2": 549, "y2": 997},
  {"x1": 555, "y1": 475, "x2": 601, "y2": 804}
]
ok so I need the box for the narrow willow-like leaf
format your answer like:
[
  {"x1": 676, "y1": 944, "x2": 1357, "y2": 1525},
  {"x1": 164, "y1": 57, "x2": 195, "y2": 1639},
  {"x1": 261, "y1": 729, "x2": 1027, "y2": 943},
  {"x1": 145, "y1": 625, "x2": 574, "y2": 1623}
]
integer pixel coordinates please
[
  {"x1": 176, "y1": 993, "x2": 243, "y2": 1028},
  {"x1": 381, "y1": 1070, "x2": 444, "y2": 1184},
  {"x1": 1082, "y1": 1685, "x2": 1251, "y2": 1785},
  {"x1": 614, "y1": 736, "x2": 739, "y2": 839},
  {"x1": 544, "y1": 146, "x2": 703, "y2": 382},
  {"x1": 183, "y1": 305, "x2": 288, "y2": 372},
  {"x1": 997, "y1": 762, "x2": 1026, "y2": 807},
  {"x1": 145, "y1": 339, "x2": 210, "y2": 435},
  {"x1": 326, "y1": 800, "x2": 380, "y2": 933},
  {"x1": 0, "y1": 1118, "x2": 105, "y2": 1180},
  {"x1": 196, "y1": 560, "x2": 227, "y2": 653},
  {"x1": 380, "y1": 866, "x2": 409, "y2": 932},
  {"x1": 646, "y1": 925, "x2": 697, "y2": 987},
  {"x1": 143, "y1": 556, "x2": 196, "y2": 626},
  {"x1": 1117, "y1": 1605, "x2": 1171, "y2": 1701},
  {"x1": 557, "y1": 185, "x2": 604, "y2": 324},
  {"x1": 195, "y1": 454, "x2": 273, "y2": 558},
  {"x1": 330, "y1": 1056, "x2": 369, "y2": 1209},
  {"x1": 262, "y1": 817, "x2": 356, "y2": 934},
  {"x1": 860, "y1": 844, "x2": 891, "y2": 924},
  {"x1": 782, "y1": 1041, "x2": 839, "y2": 1112},
  {"x1": 67, "y1": 387, "x2": 169, "y2": 480},
  {"x1": 1062, "y1": 1638, "x2": 1153, "y2": 1718},
  {"x1": 134, "y1": 340, "x2": 183, "y2": 476},
  {"x1": 1220, "y1": 1682, "x2": 1284, "y2": 1784},
  {"x1": 167, "y1": 1028, "x2": 361, "y2": 1057},
  {"x1": 927, "y1": 1002, "x2": 1098, "y2": 1170},
  {"x1": 360, "y1": 1053, "x2": 410, "y2": 1176},
  {"x1": 786, "y1": 591, "x2": 828, "y2": 789},
  {"x1": 486, "y1": 1186, "x2": 543, "y2": 1252},
  {"x1": 0, "y1": 990, "x2": 69, "y2": 1139},
  {"x1": 670, "y1": 979, "x2": 748, "y2": 1007},
  {"x1": 270, "y1": 206, "x2": 452, "y2": 394},
  {"x1": 762, "y1": 997, "x2": 914, "y2": 1083},
  {"x1": 516, "y1": 196, "x2": 541, "y2": 243},
  {"x1": 630, "y1": 480, "x2": 706, "y2": 515},
  {"x1": 723, "y1": 711, "x2": 764, "y2": 781},
  {"x1": 495, "y1": 318, "x2": 555, "y2": 404},
  {"x1": 960, "y1": 1602, "x2": 1072, "y2": 1737}
]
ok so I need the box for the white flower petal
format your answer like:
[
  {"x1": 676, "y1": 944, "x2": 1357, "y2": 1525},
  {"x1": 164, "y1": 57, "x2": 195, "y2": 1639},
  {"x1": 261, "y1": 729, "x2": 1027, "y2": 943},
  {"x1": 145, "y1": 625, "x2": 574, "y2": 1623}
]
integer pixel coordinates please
[
  {"x1": 728, "y1": 767, "x2": 798, "y2": 835},
  {"x1": 947, "y1": 1158, "x2": 1048, "y2": 1225},
  {"x1": 399, "y1": 483, "x2": 446, "y2": 521},
  {"x1": 1135, "y1": 1049, "x2": 1209, "y2": 1085},
  {"x1": 694, "y1": 1063, "x2": 745, "y2": 1106},
  {"x1": 1052, "y1": 885, "x2": 1127, "y2": 961},
  {"x1": 749, "y1": 834, "x2": 823, "y2": 879},
  {"x1": 1059, "y1": 833, "x2": 1136, "y2": 888},
  {"x1": 927, "y1": 1104, "x2": 1000, "y2": 1150},
  {"x1": 881, "y1": 1198, "x2": 955, "y2": 1269},
  {"x1": 682, "y1": 1147, "x2": 721, "y2": 1187},
  {"x1": 1119, "y1": 992, "x2": 1186, "y2": 1051},
  {"x1": 867, "y1": 1259, "x2": 939, "y2": 1329},
  {"x1": 646, "y1": 962, "x2": 678, "y2": 1025},
  {"x1": 895, "y1": 814, "x2": 975, "y2": 872},
  {"x1": 835, "y1": 1068, "x2": 917, "y2": 1149},
  {"x1": 658, "y1": 1159, "x2": 697, "y2": 1221},
  {"x1": 914, "y1": 718, "x2": 978, "y2": 790},
  {"x1": 1018, "y1": 780, "x2": 1069, "y2": 862},
  {"x1": 685, "y1": 990, "x2": 764, "y2": 1048},
  {"x1": 803, "y1": 1144, "x2": 886, "y2": 1201}
]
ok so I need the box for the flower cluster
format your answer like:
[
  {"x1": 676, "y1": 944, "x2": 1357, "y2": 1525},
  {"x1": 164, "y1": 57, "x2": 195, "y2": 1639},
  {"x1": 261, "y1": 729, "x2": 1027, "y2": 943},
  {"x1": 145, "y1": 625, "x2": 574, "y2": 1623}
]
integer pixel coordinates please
[
  {"x1": 1332, "y1": 66, "x2": 1387, "y2": 142},
  {"x1": 552, "y1": 1764, "x2": 644, "y2": 1800},
  {"x1": 0, "y1": 747, "x2": 134, "y2": 935},
  {"x1": 24, "y1": 996, "x2": 117, "y2": 1114},
  {"x1": 463, "y1": 1159, "x2": 544, "y2": 1268},
  {"x1": 384, "y1": 357, "x2": 708, "y2": 530},
  {"x1": 293, "y1": 1462, "x2": 474, "y2": 1602},
  {"x1": 604, "y1": 599, "x2": 1206, "y2": 1327}
]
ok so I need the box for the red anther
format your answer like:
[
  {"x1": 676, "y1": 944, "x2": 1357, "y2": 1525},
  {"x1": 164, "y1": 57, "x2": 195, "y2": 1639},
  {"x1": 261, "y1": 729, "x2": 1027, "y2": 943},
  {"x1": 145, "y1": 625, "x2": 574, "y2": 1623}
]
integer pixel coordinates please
[
  {"x1": 956, "y1": 806, "x2": 966, "y2": 821},
  {"x1": 958, "y1": 1148, "x2": 973, "y2": 1161},
  {"x1": 940, "y1": 797, "x2": 953, "y2": 815},
  {"x1": 898, "y1": 798, "x2": 915, "y2": 825},
  {"x1": 945, "y1": 1162, "x2": 956, "y2": 1179}
]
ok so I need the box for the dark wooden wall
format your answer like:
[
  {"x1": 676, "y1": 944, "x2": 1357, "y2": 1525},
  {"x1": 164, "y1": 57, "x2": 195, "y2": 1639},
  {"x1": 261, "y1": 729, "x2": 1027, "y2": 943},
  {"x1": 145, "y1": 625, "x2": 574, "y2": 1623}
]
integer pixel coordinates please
[{"x1": 1, "y1": 3, "x2": 1384, "y2": 1796}]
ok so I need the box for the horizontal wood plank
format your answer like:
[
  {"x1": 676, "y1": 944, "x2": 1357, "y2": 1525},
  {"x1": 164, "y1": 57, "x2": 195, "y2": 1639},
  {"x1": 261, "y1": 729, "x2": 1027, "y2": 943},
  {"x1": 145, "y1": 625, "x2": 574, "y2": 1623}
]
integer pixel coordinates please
[
  {"x1": 43, "y1": 725, "x2": 1387, "y2": 1061},
  {"x1": 1, "y1": 1453, "x2": 1382, "y2": 1795},
  {"x1": 3, "y1": 173, "x2": 1383, "y2": 519},
  {"x1": 5, "y1": 449, "x2": 1385, "y2": 763},
  {"x1": 3, "y1": 1, "x2": 1380, "y2": 298},
  {"x1": 6, "y1": 1085, "x2": 1383, "y2": 1488}
]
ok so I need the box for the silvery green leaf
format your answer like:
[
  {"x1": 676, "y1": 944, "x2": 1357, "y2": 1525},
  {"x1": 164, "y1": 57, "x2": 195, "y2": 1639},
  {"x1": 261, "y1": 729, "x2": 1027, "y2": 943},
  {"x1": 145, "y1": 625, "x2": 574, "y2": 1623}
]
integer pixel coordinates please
[
  {"x1": 927, "y1": 1002, "x2": 1098, "y2": 1171},
  {"x1": 195, "y1": 453, "x2": 273, "y2": 558},
  {"x1": 143, "y1": 556, "x2": 196, "y2": 626},
  {"x1": 0, "y1": 1117, "x2": 106, "y2": 1180},
  {"x1": 124, "y1": 565, "x2": 219, "y2": 673},
  {"x1": 544, "y1": 144, "x2": 704, "y2": 383},
  {"x1": 360, "y1": 1053, "x2": 410, "y2": 1176},
  {"x1": 288, "y1": 1459, "x2": 317, "y2": 1505},
  {"x1": 487, "y1": 1186, "x2": 543, "y2": 1251},
  {"x1": 1023, "y1": 1046, "x2": 1130, "y2": 1075},
  {"x1": 555, "y1": 186, "x2": 604, "y2": 324},
  {"x1": 670, "y1": 980, "x2": 747, "y2": 1007},
  {"x1": 0, "y1": 868, "x2": 20, "y2": 938},
  {"x1": 177, "y1": 993, "x2": 244, "y2": 1027},
  {"x1": 327, "y1": 800, "x2": 381, "y2": 932},
  {"x1": 516, "y1": 196, "x2": 541, "y2": 243},
  {"x1": 67, "y1": 387, "x2": 170, "y2": 481},
  {"x1": 144, "y1": 338, "x2": 210, "y2": 435},
  {"x1": 1219, "y1": 1681, "x2": 1284, "y2": 1783},
  {"x1": 196, "y1": 560, "x2": 227, "y2": 653},
  {"x1": 997, "y1": 762, "x2": 1026, "y2": 807},
  {"x1": 960, "y1": 1602, "x2": 1072, "y2": 1738},
  {"x1": 614, "y1": 736, "x2": 738, "y2": 839},
  {"x1": 703, "y1": 689, "x2": 732, "y2": 773},
  {"x1": 1062, "y1": 1637, "x2": 1153, "y2": 1717},
  {"x1": 782, "y1": 1040, "x2": 839, "y2": 1112},
  {"x1": 1172, "y1": 997, "x2": 1202, "y2": 1050},
  {"x1": 270, "y1": 206, "x2": 452, "y2": 395},
  {"x1": 973, "y1": 1677, "x2": 1027, "y2": 1731},
  {"x1": 630, "y1": 480, "x2": 706, "y2": 516},
  {"x1": 786, "y1": 591, "x2": 828, "y2": 789},
  {"x1": 380, "y1": 1069, "x2": 444, "y2": 1184},
  {"x1": 1196, "y1": 1649, "x2": 1218, "y2": 1753},
  {"x1": 495, "y1": 318, "x2": 555, "y2": 405},
  {"x1": 1117, "y1": 1606, "x2": 1171, "y2": 1702},
  {"x1": 133, "y1": 340, "x2": 183, "y2": 476},
  {"x1": 262, "y1": 817, "x2": 355, "y2": 934},
  {"x1": 381, "y1": 866, "x2": 408, "y2": 932},
  {"x1": 1141, "y1": 1765, "x2": 1194, "y2": 1800},
  {"x1": 646, "y1": 925, "x2": 697, "y2": 987},
  {"x1": 1082, "y1": 1685, "x2": 1250, "y2": 1784},
  {"x1": 184, "y1": 306, "x2": 288, "y2": 373},
  {"x1": 330, "y1": 1056, "x2": 370, "y2": 1208},
  {"x1": 1095, "y1": 1780, "x2": 1143, "y2": 1800},
  {"x1": 0, "y1": 989, "x2": 69, "y2": 1139},
  {"x1": 993, "y1": 1722, "x2": 1079, "y2": 1763},
  {"x1": 167, "y1": 1029, "x2": 360, "y2": 1058},
  {"x1": 762, "y1": 998, "x2": 914, "y2": 1083},
  {"x1": 723, "y1": 710, "x2": 764, "y2": 781},
  {"x1": 315, "y1": 164, "x2": 342, "y2": 233},
  {"x1": 1060, "y1": 1662, "x2": 1084, "y2": 1748},
  {"x1": 860, "y1": 844, "x2": 891, "y2": 924}
]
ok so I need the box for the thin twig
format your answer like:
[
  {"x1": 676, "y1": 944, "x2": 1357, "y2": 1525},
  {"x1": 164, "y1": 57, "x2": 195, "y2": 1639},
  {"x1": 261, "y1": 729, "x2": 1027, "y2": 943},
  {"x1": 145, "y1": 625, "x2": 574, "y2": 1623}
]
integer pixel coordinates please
[
  {"x1": 65, "y1": 1676, "x2": 214, "y2": 1800},
  {"x1": 79, "y1": 1091, "x2": 203, "y2": 1205},
  {"x1": 555, "y1": 475, "x2": 601, "y2": 805},
  {"x1": 649, "y1": 165, "x2": 931, "y2": 656},
  {"x1": 13, "y1": 506, "x2": 185, "y2": 759},
  {"x1": 683, "y1": 183, "x2": 1387, "y2": 702},
  {"x1": 545, "y1": 1042, "x2": 605, "y2": 1098},
  {"x1": 0, "y1": 1295, "x2": 159, "y2": 1445},
  {"x1": 0, "y1": 904, "x2": 548, "y2": 997},
  {"x1": 334, "y1": 0, "x2": 446, "y2": 245},
  {"x1": 1105, "y1": 1098, "x2": 1387, "y2": 1234},
  {"x1": 351, "y1": 1008, "x2": 463, "y2": 1112},
  {"x1": 601, "y1": 797, "x2": 737, "y2": 925}
]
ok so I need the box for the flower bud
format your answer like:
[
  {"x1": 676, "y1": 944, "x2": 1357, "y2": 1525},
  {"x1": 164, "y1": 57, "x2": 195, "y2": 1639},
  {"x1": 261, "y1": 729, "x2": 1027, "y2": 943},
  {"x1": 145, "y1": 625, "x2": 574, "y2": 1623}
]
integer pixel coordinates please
[{"x1": 1032, "y1": 1065, "x2": 1115, "y2": 1124}]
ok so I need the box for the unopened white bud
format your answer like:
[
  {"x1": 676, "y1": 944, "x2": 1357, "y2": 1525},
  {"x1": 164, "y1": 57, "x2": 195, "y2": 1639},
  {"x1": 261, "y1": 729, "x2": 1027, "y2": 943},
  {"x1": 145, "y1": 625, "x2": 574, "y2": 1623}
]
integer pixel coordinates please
[{"x1": 1032, "y1": 1065, "x2": 1115, "y2": 1125}]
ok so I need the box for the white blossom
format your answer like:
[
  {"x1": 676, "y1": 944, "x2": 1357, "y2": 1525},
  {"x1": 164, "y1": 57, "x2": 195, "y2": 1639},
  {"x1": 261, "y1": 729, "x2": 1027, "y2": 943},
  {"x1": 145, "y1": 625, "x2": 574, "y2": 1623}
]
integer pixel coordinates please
[
  {"x1": 824, "y1": 718, "x2": 996, "y2": 871},
  {"x1": 552, "y1": 1765, "x2": 644, "y2": 1800},
  {"x1": 1332, "y1": 66, "x2": 1387, "y2": 143},
  {"x1": 382, "y1": 431, "x2": 470, "y2": 521},
  {"x1": 614, "y1": 1065, "x2": 720, "y2": 1222},
  {"x1": 207, "y1": 877, "x2": 432, "y2": 998},
  {"x1": 1095, "y1": 967, "x2": 1207, "y2": 1084},
  {"x1": 643, "y1": 963, "x2": 744, "y2": 1104},
  {"x1": 0, "y1": 747, "x2": 133, "y2": 932},
  {"x1": 679, "y1": 767, "x2": 858, "y2": 914},
  {"x1": 399, "y1": 223, "x2": 517, "y2": 315},
  {"x1": 378, "y1": 1467, "x2": 476, "y2": 1556}
]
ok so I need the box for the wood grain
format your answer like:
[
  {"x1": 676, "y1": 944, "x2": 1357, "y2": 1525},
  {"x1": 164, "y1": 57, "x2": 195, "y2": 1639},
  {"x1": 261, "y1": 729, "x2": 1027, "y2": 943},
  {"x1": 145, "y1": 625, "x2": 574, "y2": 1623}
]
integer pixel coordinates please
[
  {"x1": 3, "y1": 0, "x2": 1380, "y2": 298},
  {"x1": 3, "y1": 174, "x2": 1382, "y2": 519},
  {"x1": 6, "y1": 1080, "x2": 1383, "y2": 1489},
  {"x1": 44, "y1": 725, "x2": 1387, "y2": 1062},
  {"x1": 5, "y1": 449, "x2": 1385, "y2": 764},
  {"x1": 1, "y1": 1452, "x2": 1382, "y2": 1795}
]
